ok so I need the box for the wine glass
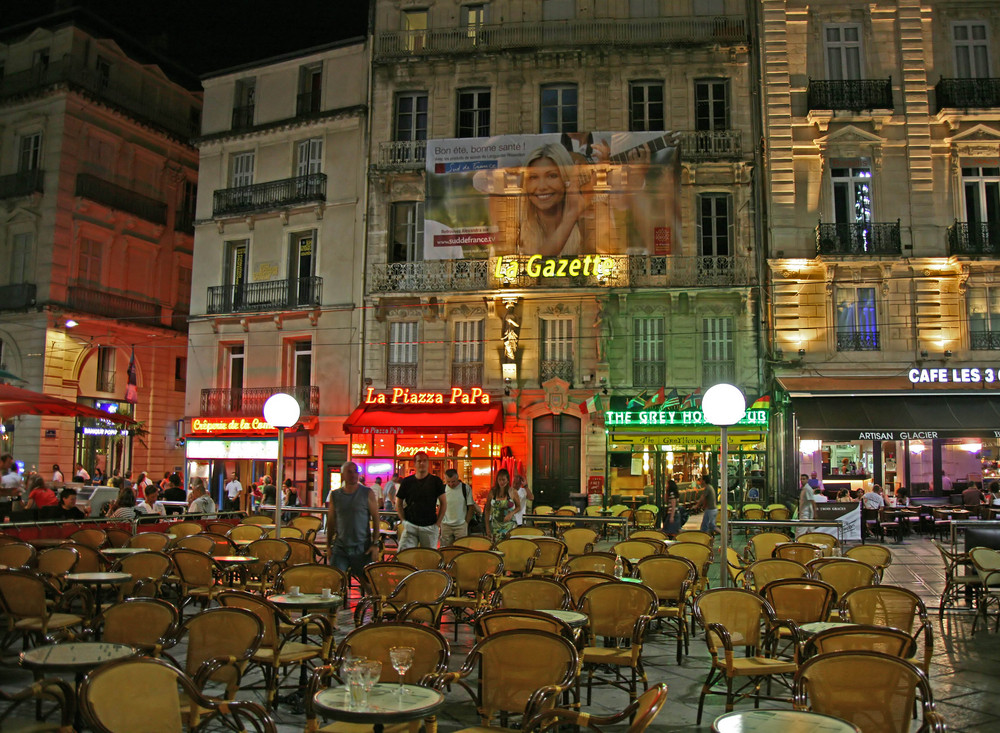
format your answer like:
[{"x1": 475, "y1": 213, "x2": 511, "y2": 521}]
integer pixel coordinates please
[
  {"x1": 359, "y1": 659, "x2": 382, "y2": 709},
  {"x1": 389, "y1": 646, "x2": 414, "y2": 701}
]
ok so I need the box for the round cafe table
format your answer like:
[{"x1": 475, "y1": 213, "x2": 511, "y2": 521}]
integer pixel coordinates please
[
  {"x1": 65, "y1": 571, "x2": 131, "y2": 613},
  {"x1": 213, "y1": 555, "x2": 257, "y2": 586},
  {"x1": 101, "y1": 547, "x2": 145, "y2": 557},
  {"x1": 313, "y1": 683, "x2": 444, "y2": 733},
  {"x1": 537, "y1": 608, "x2": 588, "y2": 628},
  {"x1": 713, "y1": 709, "x2": 860, "y2": 733},
  {"x1": 798, "y1": 621, "x2": 856, "y2": 637}
]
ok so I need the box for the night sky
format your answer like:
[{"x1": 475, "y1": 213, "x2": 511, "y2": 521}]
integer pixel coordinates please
[{"x1": 5, "y1": 1, "x2": 371, "y2": 77}]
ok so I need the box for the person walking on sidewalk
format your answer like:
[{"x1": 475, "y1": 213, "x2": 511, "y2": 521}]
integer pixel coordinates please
[{"x1": 395, "y1": 452, "x2": 447, "y2": 550}]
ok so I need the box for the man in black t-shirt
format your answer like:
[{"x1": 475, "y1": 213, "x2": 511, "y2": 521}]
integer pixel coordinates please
[
  {"x1": 395, "y1": 451, "x2": 447, "y2": 550},
  {"x1": 162, "y1": 473, "x2": 187, "y2": 515}
]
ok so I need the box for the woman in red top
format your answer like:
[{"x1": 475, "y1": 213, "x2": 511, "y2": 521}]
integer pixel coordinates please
[{"x1": 24, "y1": 475, "x2": 59, "y2": 509}]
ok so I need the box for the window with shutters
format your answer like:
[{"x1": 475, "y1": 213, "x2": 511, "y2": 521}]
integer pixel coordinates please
[
  {"x1": 702, "y1": 317, "x2": 734, "y2": 384},
  {"x1": 229, "y1": 151, "x2": 255, "y2": 187},
  {"x1": 18, "y1": 132, "x2": 42, "y2": 172},
  {"x1": 9, "y1": 232, "x2": 32, "y2": 284},
  {"x1": 540, "y1": 317, "x2": 574, "y2": 382},
  {"x1": 629, "y1": 81, "x2": 664, "y2": 131},
  {"x1": 835, "y1": 286, "x2": 880, "y2": 351},
  {"x1": 96, "y1": 346, "x2": 116, "y2": 392},
  {"x1": 295, "y1": 139, "x2": 323, "y2": 177},
  {"x1": 825, "y1": 24, "x2": 863, "y2": 80},
  {"x1": 452, "y1": 319, "x2": 484, "y2": 387},
  {"x1": 953, "y1": 22, "x2": 990, "y2": 78},
  {"x1": 633, "y1": 317, "x2": 665, "y2": 386},
  {"x1": 78, "y1": 238, "x2": 103, "y2": 285},
  {"x1": 388, "y1": 322, "x2": 419, "y2": 387}
]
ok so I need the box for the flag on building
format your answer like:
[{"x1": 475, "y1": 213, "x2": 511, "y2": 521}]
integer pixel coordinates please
[
  {"x1": 751, "y1": 394, "x2": 771, "y2": 410},
  {"x1": 681, "y1": 388, "x2": 701, "y2": 410},
  {"x1": 647, "y1": 386, "x2": 666, "y2": 408},
  {"x1": 125, "y1": 348, "x2": 138, "y2": 404},
  {"x1": 663, "y1": 389, "x2": 681, "y2": 408},
  {"x1": 627, "y1": 390, "x2": 648, "y2": 410},
  {"x1": 578, "y1": 393, "x2": 604, "y2": 415}
]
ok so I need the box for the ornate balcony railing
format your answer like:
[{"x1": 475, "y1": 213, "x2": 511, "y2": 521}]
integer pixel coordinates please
[
  {"x1": 68, "y1": 285, "x2": 164, "y2": 327},
  {"x1": 206, "y1": 277, "x2": 322, "y2": 314},
  {"x1": 541, "y1": 360, "x2": 574, "y2": 384},
  {"x1": 836, "y1": 332, "x2": 881, "y2": 352},
  {"x1": 296, "y1": 92, "x2": 320, "y2": 115},
  {"x1": 0, "y1": 283, "x2": 36, "y2": 310},
  {"x1": 947, "y1": 221, "x2": 1000, "y2": 256},
  {"x1": 387, "y1": 364, "x2": 418, "y2": 387},
  {"x1": 376, "y1": 140, "x2": 427, "y2": 169},
  {"x1": 676, "y1": 130, "x2": 742, "y2": 160},
  {"x1": 212, "y1": 173, "x2": 326, "y2": 218},
  {"x1": 452, "y1": 363, "x2": 484, "y2": 388},
  {"x1": 0, "y1": 57, "x2": 199, "y2": 139},
  {"x1": 971, "y1": 331, "x2": 1000, "y2": 350},
  {"x1": 816, "y1": 221, "x2": 901, "y2": 255},
  {"x1": 231, "y1": 104, "x2": 255, "y2": 130},
  {"x1": 200, "y1": 385, "x2": 319, "y2": 417},
  {"x1": 703, "y1": 361, "x2": 736, "y2": 385},
  {"x1": 807, "y1": 78, "x2": 893, "y2": 112},
  {"x1": 374, "y1": 16, "x2": 746, "y2": 59},
  {"x1": 0, "y1": 169, "x2": 44, "y2": 199},
  {"x1": 936, "y1": 78, "x2": 1000, "y2": 111},
  {"x1": 633, "y1": 362, "x2": 666, "y2": 387},
  {"x1": 75, "y1": 173, "x2": 167, "y2": 225},
  {"x1": 369, "y1": 255, "x2": 751, "y2": 294}
]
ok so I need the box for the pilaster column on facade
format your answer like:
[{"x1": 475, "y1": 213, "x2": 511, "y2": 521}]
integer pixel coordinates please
[{"x1": 760, "y1": 0, "x2": 796, "y2": 211}]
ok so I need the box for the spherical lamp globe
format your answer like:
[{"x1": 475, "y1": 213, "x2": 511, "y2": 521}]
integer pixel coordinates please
[
  {"x1": 701, "y1": 383, "x2": 746, "y2": 426},
  {"x1": 263, "y1": 392, "x2": 301, "y2": 428}
]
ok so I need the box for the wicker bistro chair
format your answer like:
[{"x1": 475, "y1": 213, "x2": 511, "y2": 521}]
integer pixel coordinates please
[
  {"x1": 169, "y1": 549, "x2": 226, "y2": 615},
  {"x1": 167, "y1": 521, "x2": 204, "y2": 541},
  {"x1": 665, "y1": 542, "x2": 713, "y2": 596},
  {"x1": 633, "y1": 509, "x2": 657, "y2": 531},
  {"x1": 759, "y1": 578, "x2": 838, "y2": 659},
  {"x1": 354, "y1": 561, "x2": 418, "y2": 627},
  {"x1": 307, "y1": 621, "x2": 451, "y2": 733},
  {"x1": 127, "y1": 532, "x2": 171, "y2": 551},
  {"x1": 767, "y1": 505, "x2": 790, "y2": 521},
  {"x1": 395, "y1": 547, "x2": 444, "y2": 570},
  {"x1": 454, "y1": 535, "x2": 494, "y2": 551},
  {"x1": 0, "y1": 676, "x2": 75, "y2": 733},
  {"x1": 801, "y1": 623, "x2": 917, "y2": 660},
  {"x1": 103, "y1": 527, "x2": 133, "y2": 547},
  {"x1": 743, "y1": 532, "x2": 792, "y2": 563},
  {"x1": 430, "y1": 629, "x2": 579, "y2": 729},
  {"x1": 494, "y1": 537, "x2": 540, "y2": 580},
  {"x1": 692, "y1": 588, "x2": 799, "y2": 724},
  {"x1": 79, "y1": 656, "x2": 275, "y2": 733},
  {"x1": 265, "y1": 527, "x2": 304, "y2": 540},
  {"x1": 109, "y1": 550, "x2": 172, "y2": 600},
  {"x1": 809, "y1": 558, "x2": 878, "y2": 604},
  {"x1": 93, "y1": 598, "x2": 178, "y2": 656},
  {"x1": 242, "y1": 538, "x2": 292, "y2": 594},
  {"x1": 528, "y1": 537, "x2": 568, "y2": 576},
  {"x1": 612, "y1": 540, "x2": 663, "y2": 569},
  {"x1": 36, "y1": 546, "x2": 80, "y2": 589},
  {"x1": 0, "y1": 542, "x2": 37, "y2": 569},
  {"x1": 509, "y1": 526, "x2": 546, "y2": 538},
  {"x1": 793, "y1": 651, "x2": 947, "y2": 733},
  {"x1": 726, "y1": 548, "x2": 748, "y2": 587},
  {"x1": 290, "y1": 515, "x2": 323, "y2": 543},
  {"x1": 206, "y1": 521, "x2": 237, "y2": 536},
  {"x1": 560, "y1": 527, "x2": 599, "y2": 557},
  {"x1": 0, "y1": 569, "x2": 90, "y2": 650},
  {"x1": 674, "y1": 530, "x2": 713, "y2": 547},
  {"x1": 522, "y1": 682, "x2": 669, "y2": 733},
  {"x1": 283, "y1": 537, "x2": 319, "y2": 566},
  {"x1": 635, "y1": 555, "x2": 696, "y2": 663},
  {"x1": 773, "y1": 542, "x2": 824, "y2": 564},
  {"x1": 796, "y1": 532, "x2": 840, "y2": 557},
  {"x1": 743, "y1": 558, "x2": 809, "y2": 591},
  {"x1": 474, "y1": 608, "x2": 577, "y2": 642},
  {"x1": 69, "y1": 528, "x2": 107, "y2": 549},
  {"x1": 929, "y1": 540, "x2": 978, "y2": 618},
  {"x1": 443, "y1": 550, "x2": 504, "y2": 639},
  {"x1": 491, "y1": 576, "x2": 572, "y2": 612},
  {"x1": 562, "y1": 571, "x2": 618, "y2": 610},
  {"x1": 563, "y1": 552, "x2": 619, "y2": 576},
  {"x1": 61, "y1": 542, "x2": 104, "y2": 573},
  {"x1": 578, "y1": 581, "x2": 658, "y2": 708},
  {"x1": 372, "y1": 569, "x2": 453, "y2": 627},
  {"x1": 839, "y1": 585, "x2": 933, "y2": 673},
  {"x1": 217, "y1": 590, "x2": 335, "y2": 710},
  {"x1": 631, "y1": 529, "x2": 669, "y2": 542},
  {"x1": 968, "y1": 546, "x2": 1000, "y2": 633},
  {"x1": 439, "y1": 545, "x2": 469, "y2": 567},
  {"x1": 845, "y1": 544, "x2": 893, "y2": 577},
  {"x1": 242, "y1": 515, "x2": 276, "y2": 526},
  {"x1": 174, "y1": 534, "x2": 217, "y2": 554},
  {"x1": 228, "y1": 524, "x2": 266, "y2": 543}
]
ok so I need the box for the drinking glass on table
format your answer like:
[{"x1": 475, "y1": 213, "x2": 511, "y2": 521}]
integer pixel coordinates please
[
  {"x1": 389, "y1": 646, "x2": 414, "y2": 701},
  {"x1": 343, "y1": 657, "x2": 364, "y2": 710},
  {"x1": 360, "y1": 659, "x2": 382, "y2": 709}
]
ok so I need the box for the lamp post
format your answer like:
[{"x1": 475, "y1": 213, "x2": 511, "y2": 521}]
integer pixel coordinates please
[
  {"x1": 701, "y1": 383, "x2": 746, "y2": 588},
  {"x1": 263, "y1": 392, "x2": 300, "y2": 532}
]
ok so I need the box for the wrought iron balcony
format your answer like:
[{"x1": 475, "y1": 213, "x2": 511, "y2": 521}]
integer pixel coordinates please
[
  {"x1": 947, "y1": 221, "x2": 1000, "y2": 256},
  {"x1": 452, "y1": 363, "x2": 484, "y2": 388},
  {"x1": 68, "y1": 285, "x2": 164, "y2": 328},
  {"x1": 206, "y1": 277, "x2": 322, "y2": 314},
  {"x1": 836, "y1": 332, "x2": 881, "y2": 352},
  {"x1": 936, "y1": 78, "x2": 1000, "y2": 111},
  {"x1": 369, "y1": 255, "x2": 751, "y2": 294},
  {"x1": 0, "y1": 283, "x2": 36, "y2": 310},
  {"x1": 374, "y1": 15, "x2": 746, "y2": 60},
  {"x1": 200, "y1": 385, "x2": 319, "y2": 418},
  {"x1": 633, "y1": 362, "x2": 665, "y2": 387},
  {"x1": 296, "y1": 92, "x2": 321, "y2": 115},
  {"x1": 387, "y1": 364, "x2": 418, "y2": 387},
  {"x1": 231, "y1": 104, "x2": 255, "y2": 130},
  {"x1": 807, "y1": 78, "x2": 893, "y2": 112},
  {"x1": 75, "y1": 174, "x2": 167, "y2": 225},
  {"x1": 0, "y1": 169, "x2": 44, "y2": 199},
  {"x1": 676, "y1": 130, "x2": 742, "y2": 160},
  {"x1": 541, "y1": 360, "x2": 574, "y2": 384},
  {"x1": 971, "y1": 331, "x2": 1000, "y2": 350},
  {"x1": 212, "y1": 173, "x2": 326, "y2": 218},
  {"x1": 816, "y1": 221, "x2": 901, "y2": 256},
  {"x1": 376, "y1": 141, "x2": 427, "y2": 169}
]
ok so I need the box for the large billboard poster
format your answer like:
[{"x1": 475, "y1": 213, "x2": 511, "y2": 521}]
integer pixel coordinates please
[{"x1": 424, "y1": 132, "x2": 681, "y2": 261}]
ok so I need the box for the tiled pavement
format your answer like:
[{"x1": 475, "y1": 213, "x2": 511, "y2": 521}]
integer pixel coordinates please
[{"x1": 2, "y1": 530, "x2": 998, "y2": 732}]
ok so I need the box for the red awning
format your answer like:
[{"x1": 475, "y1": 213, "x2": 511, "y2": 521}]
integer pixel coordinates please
[
  {"x1": 343, "y1": 403, "x2": 503, "y2": 435},
  {"x1": 0, "y1": 384, "x2": 136, "y2": 425}
]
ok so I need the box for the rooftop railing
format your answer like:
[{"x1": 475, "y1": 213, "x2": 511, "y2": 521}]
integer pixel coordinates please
[
  {"x1": 212, "y1": 173, "x2": 327, "y2": 218},
  {"x1": 374, "y1": 16, "x2": 747, "y2": 59}
]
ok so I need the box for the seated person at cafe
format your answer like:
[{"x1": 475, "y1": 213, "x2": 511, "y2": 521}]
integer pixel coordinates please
[
  {"x1": 963, "y1": 483, "x2": 985, "y2": 508},
  {"x1": 162, "y1": 473, "x2": 187, "y2": 515},
  {"x1": 862, "y1": 484, "x2": 885, "y2": 510},
  {"x1": 188, "y1": 478, "x2": 216, "y2": 517},
  {"x1": 40, "y1": 487, "x2": 87, "y2": 520},
  {"x1": 136, "y1": 483, "x2": 166, "y2": 515}
]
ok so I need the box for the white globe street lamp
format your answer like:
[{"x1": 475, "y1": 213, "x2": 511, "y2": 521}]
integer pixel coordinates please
[
  {"x1": 263, "y1": 392, "x2": 301, "y2": 531},
  {"x1": 701, "y1": 383, "x2": 746, "y2": 588}
]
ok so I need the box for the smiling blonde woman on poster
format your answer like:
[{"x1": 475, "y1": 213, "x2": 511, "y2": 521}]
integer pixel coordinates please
[{"x1": 516, "y1": 143, "x2": 590, "y2": 257}]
